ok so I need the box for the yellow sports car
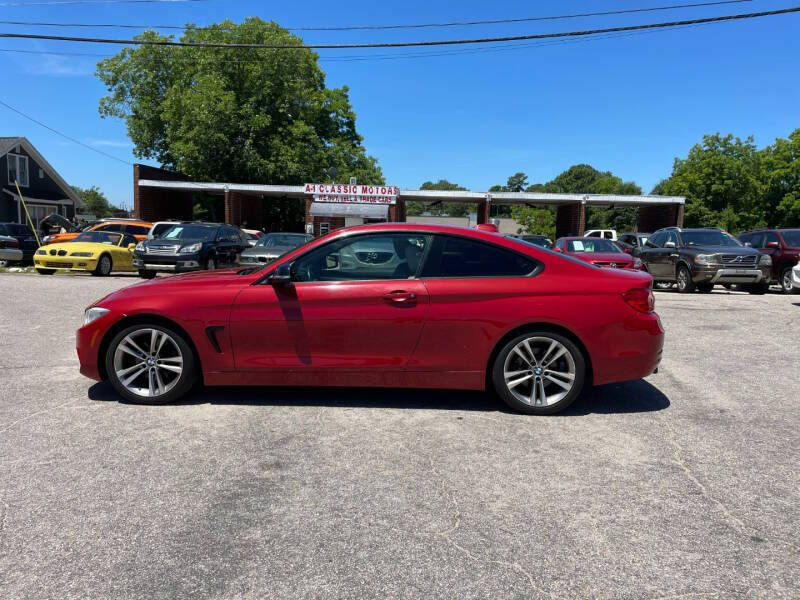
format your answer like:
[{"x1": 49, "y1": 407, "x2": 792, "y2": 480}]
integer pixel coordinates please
[{"x1": 34, "y1": 231, "x2": 138, "y2": 276}]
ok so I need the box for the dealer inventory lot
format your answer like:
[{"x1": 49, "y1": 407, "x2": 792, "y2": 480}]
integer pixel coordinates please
[{"x1": 1, "y1": 275, "x2": 798, "y2": 598}]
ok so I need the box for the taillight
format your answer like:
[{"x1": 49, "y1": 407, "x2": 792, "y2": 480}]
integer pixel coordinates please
[
  {"x1": 623, "y1": 287, "x2": 655, "y2": 313},
  {"x1": 0, "y1": 238, "x2": 19, "y2": 249}
]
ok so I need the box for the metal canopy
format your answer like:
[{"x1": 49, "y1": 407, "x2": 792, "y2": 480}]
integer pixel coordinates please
[{"x1": 137, "y1": 179, "x2": 684, "y2": 206}]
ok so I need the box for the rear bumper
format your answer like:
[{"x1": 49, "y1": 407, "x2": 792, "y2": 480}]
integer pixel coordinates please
[{"x1": 592, "y1": 311, "x2": 664, "y2": 386}]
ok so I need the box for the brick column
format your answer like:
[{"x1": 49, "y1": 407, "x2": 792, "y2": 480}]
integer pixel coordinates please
[
  {"x1": 476, "y1": 198, "x2": 491, "y2": 224},
  {"x1": 555, "y1": 203, "x2": 585, "y2": 238}
]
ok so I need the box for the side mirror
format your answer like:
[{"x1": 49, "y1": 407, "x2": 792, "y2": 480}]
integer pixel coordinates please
[
  {"x1": 269, "y1": 262, "x2": 293, "y2": 285},
  {"x1": 128, "y1": 243, "x2": 136, "y2": 251},
  {"x1": 554, "y1": 247, "x2": 563, "y2": 253},
  {"x1": 325, "y1": 254, "x2": 340, "y2": 269},
  {"x1": 665, "y1": 241, "x2": 676, "y2": 248},
  {"x1": 766, "y1": 241, "x2": 780, "y2": 249}
]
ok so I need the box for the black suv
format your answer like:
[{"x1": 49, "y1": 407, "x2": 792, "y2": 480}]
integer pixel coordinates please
[
  {"x1": 133, "y1": 222, "x2": 249, "y2": 278},
  {"x1": 0, "y1": 222, "x2": 39, "y2": 262},
  {"x1": 639, "y1": 227, "x2": 771, "y2": 294}
]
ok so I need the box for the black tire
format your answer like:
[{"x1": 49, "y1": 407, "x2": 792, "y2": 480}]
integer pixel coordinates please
[
  {"x1": 204, "y1": 255, "x2": 216, "y2": 270},
  {"x1": 676, "y1": 265, "x2": 695, "y2": 293},
  {"x1": 491, "y1": 330, "x2": 586, "y2": 415},
  {"x1": 696, "y1": 282, "x2": 714, "y2": 293},
  {"x1": 138, "y1": 269, "x2": 157, "y2": 279},
  {"x1": 104, "y1": 323, "x2": 198, "y2": 405},
  {"x1": 779, "y1": 267, "x2": 797, "y2": 294},
  {"x1": 92, "y1": 254, "x2": 112, "y2": 277},
  {"x1": 745, "y1": 282, "x2": 769, "y2": 295},
  {"x1": 36, "y1": 268, "x2": 55, "y2": 275}
]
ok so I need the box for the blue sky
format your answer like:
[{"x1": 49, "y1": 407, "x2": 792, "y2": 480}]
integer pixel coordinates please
[{"x1": 1, "y1": 0, "x2": 798, "y2": 208}]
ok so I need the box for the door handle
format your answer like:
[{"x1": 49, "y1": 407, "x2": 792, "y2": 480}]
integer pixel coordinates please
[{"x1": 383, "y1": 290, "x2": 416, "y2": 303}]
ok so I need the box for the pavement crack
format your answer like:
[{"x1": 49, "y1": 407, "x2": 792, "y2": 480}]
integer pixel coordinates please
[{"x1": 0, "y1": 399, "x2": 80, "y2": 435}]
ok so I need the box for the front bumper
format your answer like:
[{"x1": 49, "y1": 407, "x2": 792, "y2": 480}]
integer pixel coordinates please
[
  {"x1": 33, "y1": 255, "x2": 99, "y2": 271},
  {"x1": 76, "y1": 312, "x2": 117, "y2": 381},
  {"x1": 0, "y1": 248, "x2": 23, "y2": 261},
  {"x1": 133, "y1": 253, "x2": 201, "y2": 272},
  {"x1": 692, "y1": 265, "x2": 769, "y2": 284}
]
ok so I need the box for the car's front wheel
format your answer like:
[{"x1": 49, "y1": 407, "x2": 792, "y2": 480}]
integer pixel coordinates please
[
  {"x1": 105, "y1": 324, "x2": 197, "y2": 404},
  {"x1": 676, "y1": 265, "x2": 695, "y2": 293},
  {"x1": 92, "y1": 254, "x2": 112, "y2": 277},
  {"x1": 491, "y1": 331, "x2": 586, "y2": 415}
]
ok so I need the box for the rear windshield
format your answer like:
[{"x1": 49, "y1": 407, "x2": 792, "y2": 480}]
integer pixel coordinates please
[
  {"x1": 566, "y1": 239, "x2": 620, "y2": 253},
  {"x1": 4, "y1": 224, "x2": 31, "y2": 235},
  {"x1": 681, "y1": 231, "x2": 741, "y2": 247},
  {"x1": 161, "y1": 225, "x2": 216, "y2": 241},
  {"x1": 781, "y1": 230, "x2": 800, "y2": 247}
]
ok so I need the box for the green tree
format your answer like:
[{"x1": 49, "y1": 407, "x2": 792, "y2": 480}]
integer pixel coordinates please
[
  {"x1": 761, "y1": 129, "x2": 800, "y2": 226},
  {"x1": 655, "y1": 134, "x2": 765, "y2": 231},
  {"x1": 96, "y1": 19, "x2": 383, "y2": 190},
  {"x1": 72, "y1": 185, "x2": 114, "y2": 217},
  {"x1": 408, "y1": 179, "x2": 469, "y2": 217}
]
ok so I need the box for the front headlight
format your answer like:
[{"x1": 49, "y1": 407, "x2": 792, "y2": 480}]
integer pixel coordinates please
[
  {"x1": 695, "y1": 253, "x2": 719, "y2": 265},
  {"x1": 36, "y1": 249, "x2": 46, "y2": 255},
  {"x1": 70, "y1": 251, "x2": 94, "y2": 257},
  {"x1": 84, "y1": 306, "x2": 110, "y2": 326},
  {"x1": 135, "y1": 242, "x2": 145, "y2": 252},
  {"x1": 179, "y1": 243, "x2": 202, "y2": 254},
  {"x1": 759, "y1": 253, "x2": 772, "y2": 266}
]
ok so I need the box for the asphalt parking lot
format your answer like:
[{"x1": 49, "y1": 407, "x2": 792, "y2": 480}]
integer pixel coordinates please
[{"x1": 1, "y1": 273, "x2": 798, "y2": 599}]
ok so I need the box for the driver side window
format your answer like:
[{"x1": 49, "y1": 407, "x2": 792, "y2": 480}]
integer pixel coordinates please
[
  {"x1": 291, "y1": 234, "x2": 431, "y2": 283},
  {"x1": 645, "y1": 232, "x2": 665, "y2": 248}
]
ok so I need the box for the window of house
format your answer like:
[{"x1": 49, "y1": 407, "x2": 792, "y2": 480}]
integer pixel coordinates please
[
  {"x1": 421, "y1": 235, "x2": 538, "y2": 278},
  {"x1": 7, "y1": 153, "x2": 29, "y2": 187}
]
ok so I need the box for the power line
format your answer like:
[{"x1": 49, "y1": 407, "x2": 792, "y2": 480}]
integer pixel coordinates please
[
  {"x1": 0, "y1": 0, "x2": 205, "y2": 6},
  {"x1": 0, "y1": 6, "x2": 797, "y2": 49},
  {"x1": 0, "y1": 98, "x2": 132, "y2": 165},
  {"x1": 0, "y1": 0, "x2": 755, "y2": 31}
]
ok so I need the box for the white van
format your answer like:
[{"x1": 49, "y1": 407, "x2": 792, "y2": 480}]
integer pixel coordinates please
[{"x1": 584, "y1": 229, "x2": 618, "y2": 241}]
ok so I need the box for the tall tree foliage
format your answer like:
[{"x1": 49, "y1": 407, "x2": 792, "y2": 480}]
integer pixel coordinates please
[
  {"x1": 71, "y1": 185, "x2": 115, "y2": 218},
  {"x1": 407, "y1": 179, "x2": 469, "y2": 217},
  {"x1": 96, "y1": 19, "x2": 383, "y2": 186}
]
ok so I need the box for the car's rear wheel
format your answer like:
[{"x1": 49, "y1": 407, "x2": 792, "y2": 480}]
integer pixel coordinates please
[
  {"x1": 92, "y1": 254, "x2": 112, "y2": 277},
  {"x1": 491, "y1": 332, "x2": 585, "y2": 415},
  {"x1": 676, "y1": 265, "x2": 695, "y2": 293},
  {"x1": 105, "y1": 324, "x2": 197, "y2": 405},
  {"x1": 36, "y1": 268, "x2": 55, "y2": 275},
  {"x1": 138, "y1": 269, "x2": 157, "y2": 279},
  {"x1": 780, "y1": 268, "x2": 796, "y2": 294}
]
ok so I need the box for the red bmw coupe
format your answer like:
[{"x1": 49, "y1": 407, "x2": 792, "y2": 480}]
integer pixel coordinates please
[{"x1": 77, "y1": 224, "x2": 663, "y2": 415}]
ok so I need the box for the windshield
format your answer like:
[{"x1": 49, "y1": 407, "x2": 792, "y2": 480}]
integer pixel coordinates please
[
  {"x1": 73, "y1": 231, "x2": 122, "y2": 245},
  {"x1": 566, "y1": 239, "x2": 620, "y2": 253},
  {"x1": 781, "y1": 230, "x2": 800, "y2": 247},
  {"x1": 256, "y1": 233, "x2": 307, "y2": 249},
  {"x1": 160, "y1": 225, "x2": 216, "y2": 241},
  {"x1": 681, "y1": 231, "x2": 742, "y2": 247}
]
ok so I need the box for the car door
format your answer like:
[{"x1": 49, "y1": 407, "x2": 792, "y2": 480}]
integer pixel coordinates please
[
  {"x1": 640, "y1": 232, "x2": 666, "y2": 277},
  {"x1": 229, "y1": 232, "x2": 431, "y2": 373},
  {"x1": 114, "y1": 234, "x2": 137, "y2": 270},
  {"x1": 408, "y1": 234, "x2": 543, "y2": 378},
  {"x1": 760, "y1": 232, "x2": 781, "y2": 279}
]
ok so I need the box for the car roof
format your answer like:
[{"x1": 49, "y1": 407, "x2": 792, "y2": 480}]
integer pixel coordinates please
[{"x1": 558, "y1": 236, "x2": 616, "y2": 241}]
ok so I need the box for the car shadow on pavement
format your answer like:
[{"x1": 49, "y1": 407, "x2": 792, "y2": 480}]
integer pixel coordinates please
[{"x1": 88, "y1": 378, "x2": 669, "y2": 415}]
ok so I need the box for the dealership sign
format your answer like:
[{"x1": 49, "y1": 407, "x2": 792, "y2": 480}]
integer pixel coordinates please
[{"x1": 304, "y1": 183, "x2": 398, "y2": 205}]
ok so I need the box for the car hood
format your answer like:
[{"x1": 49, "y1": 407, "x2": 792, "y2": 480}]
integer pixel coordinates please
[
  {"x1": 38, "y1": 241, "x2": 103, "y2": 253},
  {"x1": 568, "y1": 252, "x2": 633, "y2": 262},
  {"x1": 686, "y1": 245, "x2": 759, "y2": 254}
]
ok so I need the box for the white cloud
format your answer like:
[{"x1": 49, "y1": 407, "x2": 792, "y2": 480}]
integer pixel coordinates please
[{"x1": 84, "y1": 139, "x2": 133, "y2": 148}]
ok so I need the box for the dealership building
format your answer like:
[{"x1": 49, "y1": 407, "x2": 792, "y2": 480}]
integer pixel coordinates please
[{"x1": 133, "y1": 164, "x2": 686, "y2": 238}]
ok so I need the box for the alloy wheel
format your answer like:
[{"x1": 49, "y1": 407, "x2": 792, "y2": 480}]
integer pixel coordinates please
[
  {"x1": 502, "y1": 336, "x2": 576, "y2": 407},
  {"x1": 99, "y1": 255, "x2": 111, "y2": 275},
  {"x1": 112, "y1": 328, "x2": 184, "y2": 398}
]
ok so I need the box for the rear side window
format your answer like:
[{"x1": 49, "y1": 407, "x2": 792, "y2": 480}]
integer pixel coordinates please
[
  {"x1": 125, "y1": 225, "x2": 149, "y2": 235},
  {"x1": 421, "y1": 235, "x2": 537, "y2": 278},
  {"x1": 98, "y1": 223, "x2": 124, "y2": 233},
  {"x1": 645, "y1": 232, "x2": 665, "y2": 247}
]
